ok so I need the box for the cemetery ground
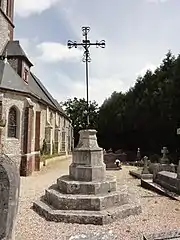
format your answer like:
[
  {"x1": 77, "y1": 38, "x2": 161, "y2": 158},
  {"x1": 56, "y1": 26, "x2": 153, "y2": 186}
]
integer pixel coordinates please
[{"x1": 15, "y1": 157, "x2": 180, "y2": 240}]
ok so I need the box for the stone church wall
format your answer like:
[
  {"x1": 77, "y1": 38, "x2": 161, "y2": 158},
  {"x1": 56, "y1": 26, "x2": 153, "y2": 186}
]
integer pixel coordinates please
[
  {"x1": 2, "y1": 91, "x2": 25, "y2": 167},
  {"x1": 0, "y1": 90, "x2": 72, "y2": 174},
  {"x1": 0, "y1": 2, "x2": 9, "y2": 54}
]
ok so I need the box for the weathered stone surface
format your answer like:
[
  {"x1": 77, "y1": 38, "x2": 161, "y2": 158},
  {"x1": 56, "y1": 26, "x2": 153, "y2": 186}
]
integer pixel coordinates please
[
  {"x1": 0, "y1": 154, "x2": 20, "y2": 240},
  {"x1": 75, "y1": 129, "x2": 101, "y2": 151},
  {"x1": 129, "y1": 170, "x2": 153, "y2": 179},
  {"x1": 69, "y1": 129, "x2": 106, "y2": 182},
  {"x1": 57, "y1": 175, "x2": 117, "y2": 195},
  {"x1": 69, "y1": 164, "x2": 106, "y2": 182},
  {"x1": 33, "y1": 199, "x2": 141, "y2": 225},
  {"x1": 149, "y1": 163, "x2": 176, "y2": 180},
  {"x1": 142, "y1": 156, "x2": 150, "y2": 174},
  {"x1": 155, "y1": 171, "x2": 180, "y2": 194},
  {"x1": 143, "y1": 230, "x2": 180, "y2": 240},
  {"x1": 44, "y1": 188, "x2": 128, "y2": 211},
  {"x1": 68, "y1": 231, "x2": 117, "y2": 240},
  {"x1": 160, "y1": 146, "x2": 170, "y2": 164},
  {"x1": 141, "y1": 179, "x2": 180, "y2": 201},
  {"x1": 33, "y1": 129, "x2": 141, "y2": 224}
]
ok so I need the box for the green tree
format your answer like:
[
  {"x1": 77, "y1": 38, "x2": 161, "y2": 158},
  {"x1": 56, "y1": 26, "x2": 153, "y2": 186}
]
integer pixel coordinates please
[
  {"x1": 62, "y1": 97, "x2": 99, "y2": 146},
  {"x1": 97, "y1": 51, "x2": 180, "y2": 163}
]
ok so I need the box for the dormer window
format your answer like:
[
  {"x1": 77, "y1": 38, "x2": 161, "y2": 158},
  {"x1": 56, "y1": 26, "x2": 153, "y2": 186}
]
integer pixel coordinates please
[{"x1": 23, "y1": 68, "x2": 28, "y2": 83}]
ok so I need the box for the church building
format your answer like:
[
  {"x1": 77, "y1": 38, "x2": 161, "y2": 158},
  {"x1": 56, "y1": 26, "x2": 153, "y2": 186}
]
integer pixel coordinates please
[{"x1": 0, "y1": 0, "x2": 73, "y2": 176}]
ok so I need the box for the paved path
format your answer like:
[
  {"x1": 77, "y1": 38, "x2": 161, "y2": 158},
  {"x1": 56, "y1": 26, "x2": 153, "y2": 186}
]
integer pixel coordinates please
[{"x1": 15, "y1": 159, "x2": 180, "y2": 240}]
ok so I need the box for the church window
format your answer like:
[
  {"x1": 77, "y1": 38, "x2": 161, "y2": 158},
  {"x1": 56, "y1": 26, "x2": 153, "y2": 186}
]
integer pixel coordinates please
[
  {"x1": 23, "y1": 68, "x2": 29, "y2": 83},
  {"x1": 8, "y1": 107, "x2": 17, "y2": 138},
  {"x1": 6, "y1": 0, "x2": 9, "y2": 16}
]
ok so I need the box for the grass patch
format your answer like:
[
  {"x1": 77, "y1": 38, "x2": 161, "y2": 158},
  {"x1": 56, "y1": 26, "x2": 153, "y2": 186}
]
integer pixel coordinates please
[{"x1": 40, "y1": 152, "x2": 66, "y2": 162}]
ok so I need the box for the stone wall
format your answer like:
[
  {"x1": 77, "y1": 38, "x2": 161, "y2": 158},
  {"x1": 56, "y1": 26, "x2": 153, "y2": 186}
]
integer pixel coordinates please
[
  {"x1": 0, "y1": 1, "x2": 9, "y2": 54},
  {"x1": 2, "y1": 92, "x2": 24, "y2": 167},
  {"x1": 0, "y1": 90, "x2": 72, "y2": 174}
]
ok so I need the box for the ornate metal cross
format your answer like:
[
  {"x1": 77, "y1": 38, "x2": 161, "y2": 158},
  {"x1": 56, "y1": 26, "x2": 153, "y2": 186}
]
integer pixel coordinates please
[{"x1": 67, "y1": 26, "x2": 105, "y2": 128}]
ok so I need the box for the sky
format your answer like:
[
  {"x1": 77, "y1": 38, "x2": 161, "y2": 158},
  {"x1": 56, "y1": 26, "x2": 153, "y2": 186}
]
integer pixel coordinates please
[{"x1": 14, "y1": 0, "x2": 180, "y2": 105}]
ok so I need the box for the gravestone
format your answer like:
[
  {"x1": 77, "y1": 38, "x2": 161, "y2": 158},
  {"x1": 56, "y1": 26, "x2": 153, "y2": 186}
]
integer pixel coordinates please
[
  {"x1": 129, "y1": 156, "x2": 153, "y2": 180},
  {"x1": 0, "y1": 154, "x2": 20, "y2": 240},
  {"x1": 170, "y1": 163, "x2": 176, "y2": 173},
  {"x1": 33, "y1": 129, "x2": 141, "y2": 225},
  {"x1": 142, "y1": 156, "x2": 150, "y2": 174},
  {"x1": 160, "y1": 146, "x2": 169, "y2": 164},
  {"x1": 136, "y1": 148, "x2": 141, "y2": 161}
]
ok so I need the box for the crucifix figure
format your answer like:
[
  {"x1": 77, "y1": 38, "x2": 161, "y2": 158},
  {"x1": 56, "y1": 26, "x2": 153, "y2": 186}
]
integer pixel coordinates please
[{"x1": 67, "y1": 27, "x2": 105, "y2": 128}]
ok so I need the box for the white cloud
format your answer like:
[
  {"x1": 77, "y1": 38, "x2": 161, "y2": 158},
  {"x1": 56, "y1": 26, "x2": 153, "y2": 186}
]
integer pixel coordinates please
[
  {"x1": 16, "y1": 0, "x2": 180, "y2": 105},
  {"x1": 136, "y1": 63, "x2": 157, "y2": 78},
  {"x1": 15, "y1": 0, "x2": 61, "y2": 17},
  {"x1": 36, "y1": 42, "x2": 83, "y2": 63},
  {"x1": 146, "y1": 0, "x2": 169, "y2": 3},
  {"x1": 53, "y1": 73, "x2": 128, "y2": 105}
]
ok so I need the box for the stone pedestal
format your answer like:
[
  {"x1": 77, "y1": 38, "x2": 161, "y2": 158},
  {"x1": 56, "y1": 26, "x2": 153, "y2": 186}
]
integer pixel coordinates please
[{"x1": 33, "y1": 129, "x2": 141, "y2": 225}]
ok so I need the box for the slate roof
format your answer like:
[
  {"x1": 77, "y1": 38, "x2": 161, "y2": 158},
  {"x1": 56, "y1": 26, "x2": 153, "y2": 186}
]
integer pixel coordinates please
[
  {"x1": 2, "y1": 41, "x2": 33, "y2": 67},
  {"x1": 0, "y1": 60, "x2": 30, "y2": 93},
  {"x1": 0, "y1": 60, "x2": 69, "y2": 119}
]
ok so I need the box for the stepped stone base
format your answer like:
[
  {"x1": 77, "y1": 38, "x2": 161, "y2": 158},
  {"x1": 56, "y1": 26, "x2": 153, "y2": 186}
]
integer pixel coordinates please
[
  {"x1": 33, "y1": 198, "x2": 141, "y2": 225},
  {"x1": 57, "y1": 175, "x2": 117, "y2": 195},
  {"x1": 33, "y1": 129, "x2": 141, "y2": 225},
  {"x1": 129, "y1": 170, "x2": 153, "y2": 179},
  {"x1": 45, "y1": 188, "x2": 129, "y2": 211},
  {"x1": 33, "y1": 178, "x2": 141, "y2": 224}
]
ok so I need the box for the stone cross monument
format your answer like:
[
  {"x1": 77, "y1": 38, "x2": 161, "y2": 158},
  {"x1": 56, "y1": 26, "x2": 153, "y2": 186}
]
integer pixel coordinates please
[
  {"x1": 160, "y1": 147, "x2": 169, "y2": 164},
  {"x1": 33, "y1": 129, "x2": 141, "y2": 225},
  {"x1": 136, "y1": 148, "x2": 141, "y2": 161},
  {"x1": 142, "y1": 156, "x2": 150, "y2": 174}
]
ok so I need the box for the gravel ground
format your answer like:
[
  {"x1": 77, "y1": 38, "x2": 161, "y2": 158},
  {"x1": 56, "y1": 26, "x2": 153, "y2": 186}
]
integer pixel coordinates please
[{"x1": 15, "y1": 157, "x2": 180, "y2": 240}]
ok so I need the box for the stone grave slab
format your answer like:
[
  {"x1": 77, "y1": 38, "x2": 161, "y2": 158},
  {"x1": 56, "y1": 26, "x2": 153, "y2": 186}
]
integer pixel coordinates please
[
  {"x1": 141, "y1": 179, "x2": 180, "y2": 201},
  {"x1": 155, "y1": 171, "x2": 180, "y2": 194},
  {"x1": 68, "y1": 230, "x2": 117, "y2": 240},
  {"x1": 143, "y1": 230, "x2": 180, "y2": 240},
  {"x1": 129, "y1": 169, "x2": 153, "y2": 179}
]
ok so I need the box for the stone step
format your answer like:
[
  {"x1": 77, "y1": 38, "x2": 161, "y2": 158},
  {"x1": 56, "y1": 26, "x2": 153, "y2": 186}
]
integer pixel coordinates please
[
  {"x1": 33, "y1": 199, "x2": 141, "y2": 225},
  {"x1": 57, "y1": 175, "x2": 117, "y2": 195},
  {"x1": 44, "y1": 188, "x2": 128, "y2": 211},
  {"x1": 141, "y1": 179, "x2": 180, "y2": 201}
]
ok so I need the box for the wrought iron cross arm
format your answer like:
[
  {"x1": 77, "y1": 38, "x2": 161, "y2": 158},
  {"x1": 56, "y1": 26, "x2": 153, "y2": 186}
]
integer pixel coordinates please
[
  {"x1": 67, "y1": 40, "x2": 83, "y2": 49},
  {"x1": 91, "y1": 40, "x2": 106, "y2": 48},
  {"x1": 68, "y1": 40, "x2": 106, "y2": 49}
]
